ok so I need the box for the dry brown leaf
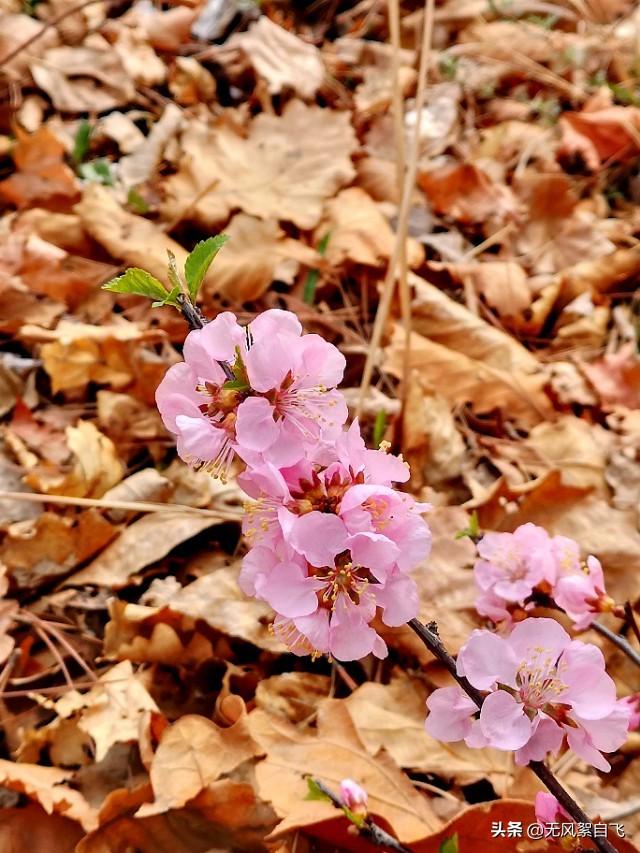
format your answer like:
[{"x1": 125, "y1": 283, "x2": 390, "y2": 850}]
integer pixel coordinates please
[
  {"x1": 162, "y1": 100, "x2": 357, "y2": 229},
  {"x1": 251, "y1": 699, "x2": 440, "y2": 843},
  {"x1": 63, "y1": 510, "x2": 220, "y2": 589},
  {"x1": 557, "y1": 245, "x2": 640, "y2": 306},
  {"x1": 523, "y1": 415, "x2": 609, "y2": 492},
  {"x1": 255, "y1": 673, "x2": 331, "y2": 723},
  {"x1": 0, "y1": 759, "x2": 98, "y2": 831},
  {"x1": 418, "y1": 161, "x2": 518, "y2": 226},
  {"x1": 410, "y1": 273, "x2": 539, "y2": 373},
  {"x1": 136, "y1": 712, "x2": 262, "y2": 816},
  {"x1": 0, "y1": 14, "x2": 60, "y2": 76},
  {"x1": 25, "y1": 420, "x2": 124, "y2": 499},
  {"x1": 118, "y1": 103, "x2": 184, "y2": 192},
  {"x1": 0, "y1": 804, "x2": 83, "y2": 853},
  {"x1": 137, "y1": 562, "x2": 283, "y2": 653},
  {"x1": 560, "y1": 102, "x2": 640, "y2": 170},
  {"x1": 0, "y1": 126, "x2": 78, "y2": 209},
  {"x1": 314, "y1": 187, "x2": 423, "y2": 268},
  {"x1": 426, "y1": 260, "x2": 532, "y2": 318},
  {"x1": 345, "y1": 673, "x2": 512, "y2": 789},
  {"x1": 1, "y1": 509, "x2": 115, "y2": 588},
  {"x1": 30, "y1": 38, "x2": 135, "y2": 113},
  {"x1": 385, "y1": 325, "x2": 554, "y2": 429},
  {"x1": 227, "y1": 15, "x2": 324, "y2": 98},
  {"x1": 76, "y1": 183, "x2": 189, "y2": 289},
  {"x1": 582, "y1": 345, "x2": 640, "y2": 410},
  {"x1": 168, "y1": 57, "x2": 216, "y2": 106},
  {"x1": 206, "y1": 213, "x2": 317, "y2": 302}
]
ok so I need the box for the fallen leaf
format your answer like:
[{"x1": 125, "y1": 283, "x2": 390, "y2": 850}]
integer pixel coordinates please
[
  {"x1": 314, "y1": 187, "x2": 423, "y2": 268},
  {"x1": 255, "y1": 673, "x2": 331, "y2": 723},
  {"x1": 136, "y1": 712, "x2": 262, "y2": 816},
  {"x1": 0, "y1": 759, "x2": 98, "y2": 831},
  {"x1": 250, "y1": 700, "x2": 440, "y2": 843},
  {"x1": 582, "y1": 344, "x2": 640, "y2": 409},
  {"x1": 0, "y1": 805, "x2": 83, "y2": 853},
  {"x1": 227, "y1": 16, "x2": 324, "y2": 99},
  {"x1": 418, "y1": 161, "x2": 518, "y2": 226},
  {"x1": 0, "y1": 126, "x2": 78, "y2": 209},
  {"x1": 560, "y1": 102, "x2": 640, "y2": 170},
  {"x1": 162, "y1": 100, "x2": 358, "y2": 229},
  {"x1": 205, "y1": 213, "x2": 317, "y2": 302},
  {"x1": 63, "y1": 510, "x2": 222, "y2": 588},
  {"x1": 30, "y1": 38, "x2": 136, "y2": 113}
]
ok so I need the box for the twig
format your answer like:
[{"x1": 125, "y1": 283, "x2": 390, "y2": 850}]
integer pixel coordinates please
[
  {"x1": 0, "y1": 491, "x2": 242, "y2": 521},
  {"x1": 624, "y1": 602, "x2": 640, "y2": 649},
  {"x1": 0, "y1": 0, "x2": 112, "y2": 68},
  {"x1": 408, "y1": 618, "x2": 619, "y2": 853},
  {"x1": 176, "y1": 294, "x2": 235, "y2": 381},
  {"x1": 310, "y1": 778, "x2": 412, "y2": 853},
  {"x1": 357, "y1": 0, "x2": 435, "y2": 417},
  {"x1": 591, "y1": 620, "x2": 640, "y2": 669}
]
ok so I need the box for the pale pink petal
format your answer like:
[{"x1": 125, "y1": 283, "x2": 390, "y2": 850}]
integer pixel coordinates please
[
  {"x1": 479, "y1": 690, "x2": 532, "y2": 750},
  {"x1": 457, "y1": 630, "x2": 517, "y2": 690},
  {"x1": 250, "y1": 308, "x2": 302, "y2": 339},
  {"x1": 565, "y1": 726, "x2": 611, "y2": 772},
  {"x1": 514, "y1": 716, "x2": 564, "y2": 765},
  {"x1": 347, "y1": 531, "x2": 400, "y2": 576},
  {"x1": 155, "y1": 362, "x2": 202, "y2": 432},
  {"x1": 238, "y1": 546, "x2": 278, "y2": 597},
  {"x1": 235, "y1": 396, "x2": 279, "y2": 452},
  {"x1": 244, "y1": 333, "x2": 294, "y2": 392},
  {"x1": 294, "y1": 334, "x2": 346, "y2": 389},
  {"x1": 571, "y1": 704, "x2": 631, "y2": 754},
  {"x1": 507, "y1": 617, "x2": 571, "y2": 662},
  {"x1": 425, "y1": 687, "x2": 477, "y2": 742},
  {"x1": 175, "y1": 414, "x2": 227, "y2": 463},
  {"x1": 283, "y1": 510, "x2": 349, "y2": 567},
  {"x1": 329, "y1": 596, "x2": 382, "y2": 661},
  {"x1": 183, "y1": 312, "x2": 243, "y2": 376},
  {"x1": 561, "y1": 643, "x2": 617, "y2": 719},
  {"x1": 374, "y1": 573, "x2": 419, "y2": 626},
  {"x1": 293, "y1": 610, "x2": 330, "y2": 654},
  {"x1": 263, "y1": 561, "x2": 322, "y2": 618}
]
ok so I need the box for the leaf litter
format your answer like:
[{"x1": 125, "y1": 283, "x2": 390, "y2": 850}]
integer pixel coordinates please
[{"x1": 0, "y1": 0, "x2": 640, "y2": 850}]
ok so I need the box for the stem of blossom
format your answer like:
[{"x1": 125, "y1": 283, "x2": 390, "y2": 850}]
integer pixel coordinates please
[
  {"x1": 623, "y1": 601, "x2": 640, "y2": 649},
  {"x1": 176, "y1": 293, "x2": 235, "y2": 382},
  {"x1": 591, "y1": 620, "x2": 640, "y2": 668},
  {"x1": 310, "y1": 778, "x2": 412, "y2": 853},
  {"x1": 407, "y1": 618, "x2": 619, "y2": 853}
]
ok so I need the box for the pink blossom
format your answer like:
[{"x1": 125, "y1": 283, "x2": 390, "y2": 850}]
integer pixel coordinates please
[
  {"x1": 621, "y1": 695, "x2": 640, "y2": 731},
  {"x1": 553, "y1": 554, "x2": 615, "y2": 630},
  {"x1": 474, "y1": 524, "x2": 555, "y2": 608},
  {"x1": 534, "y1": 792, "x2": 571, "y2": 834},
  {"x1": 340, "y1": 779, "x2": 368, "y2": 812},
  {"x1": 156, "y1": 309, "x2": 347, "y2": 479},
  {"x1": 425, "y1": 618, "x2": 631, "y2": 770}
]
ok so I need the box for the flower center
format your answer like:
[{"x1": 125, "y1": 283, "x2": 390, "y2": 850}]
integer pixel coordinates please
[
  {"x1": 516, "y1": 646, "x2": 567, "y2": 709},
  {"x1": 312, "y1": 554, "x2": 371, "y2": 611}
]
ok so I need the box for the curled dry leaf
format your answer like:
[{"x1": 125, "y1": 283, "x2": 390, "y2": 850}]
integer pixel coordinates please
[
  {"x1": 255, "y1": 673, "x2": 331, "y2": 724},
  {"x1": 226, "y1": 15, "x2": 324, "y2": 99},
  {"x1": 0, "y1": 759, "x2": 98, "y2": 831},
  {"x1": 30, "y1": 38, "x2": 136, "y2": 113},
  {"x1": 250, "y1": 699, "x2": 440, "y2": 844},
  {"x1": 136, "y1": 711, "x2": 262, "y2": 816},
  {"x1": 0, "y1": 804, "x2": 83, "y2": 853},
  {"x1": 0, "y1": 126, "x2": 78, "y2": 209},
  {"x1": 162, "y1": 100, "x2": 357, "y2": 229},
  {"x1": 582, "y1": 344, "x2": 640, "y2": 410},
  {"x1": 418, "y1": 161, "x2": 519, "y2": 226},
  {"x1": 560, "y1": 102, "x2": 640, "y2": 170}
]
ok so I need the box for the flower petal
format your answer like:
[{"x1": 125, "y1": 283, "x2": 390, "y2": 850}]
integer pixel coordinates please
[{"x1": 479, "y1": 690, "x2": 532, "y2": 750}]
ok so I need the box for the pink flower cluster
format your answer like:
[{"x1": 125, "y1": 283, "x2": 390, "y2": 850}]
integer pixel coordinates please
[
  {"x1": 425, "y1": 618, "x2": 631, "y2": 770},
  {"x1": 474, "y1": 523, "x2": 617, "y2": 630},
  {"x1": 156, "y1": 309, "x2": 432, "y2": 661}
]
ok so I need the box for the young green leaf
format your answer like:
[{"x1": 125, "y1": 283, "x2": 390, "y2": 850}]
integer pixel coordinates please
[
  {"x1": 127, "y1": 188, "x2": 150, "y2": 214},
  {"x1": 152, "y1": 285, "x2": 181, "y2": 308},
  {"x1": 72, "y1": 120, "x2": 92, "y2": 165},
  {"x1": 372, "y1": 409, "x2": 387, "y2": 448},
  {"x1": 439, "y1": 834, "x2": 459, "y2": 853},
  {"x1": 103, "y1": 268, "x2": 169, "y2": 302},
  {"x1": 304, "y1": 777, "x2": 332, "y2": 803},
  {"x1": 455, "y1": 510, "x2": 480, "y2": 541},
  {"x1": 184, "y1": 234, "x2": 229, "y2": 302},
  {"x1": 166, "y1": 250, "x2": 183, "y2": 294},
  {"x1": 303, "y1": 232, "x2": 330, "y2": 305},
  {"x1": 78, "y1": 158, "x2": 114, "y2": 186}
]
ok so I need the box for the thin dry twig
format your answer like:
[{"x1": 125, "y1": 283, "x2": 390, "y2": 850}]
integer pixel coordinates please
[
  {"x1": 408, "y1": 618, "x2": 619, "y2": 853},
  {"x1": 357, "y1": 0, "x2": 435, "y2": 416}
]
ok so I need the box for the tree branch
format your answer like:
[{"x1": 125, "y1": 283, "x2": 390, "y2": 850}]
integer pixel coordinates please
[
  {"x1": 590, "y1": 621, "x2": 640, "y2": 668},
  {"x1": 176, "y1": 294, "x2": 235, "y2": 381},
  {"x1": 310, "y1": 778, "x2": 412, "y2": 853},
  {"x1": 408, "y1": 618, "x2": 619, "y2": 853}
]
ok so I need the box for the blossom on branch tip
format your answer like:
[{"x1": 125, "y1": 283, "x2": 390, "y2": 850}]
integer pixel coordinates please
[
  {"x1": 425, "y1": 617, "x2": 631, "y2": 770},
  {"x1": 340, "y1": 779, "x2": 368, "y2": 812},
  {"x1": 155, "y1": 309, "x2": 347, "y2": 480}
]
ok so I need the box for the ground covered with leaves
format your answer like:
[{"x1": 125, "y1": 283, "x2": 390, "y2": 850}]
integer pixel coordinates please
[{"x1": 0, "y1": 0, "x2": 640, "y2": 850}]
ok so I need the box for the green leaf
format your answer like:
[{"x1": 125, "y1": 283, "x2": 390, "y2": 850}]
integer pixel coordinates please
[
  {"x1": 166, "y1": 250, "x2": 183, "y2": 294},
  {"x1": 72, "y1": 120, "x2": 92, "y2": 165},
  {"x1": 103, "y1": 268, "x2": 168, "y2": 302},
  {"x1": 439, "y1": 834, "x2": 459, "y2": 853},
  {"x1": 372, "y1": 409, "x2": 387, "y2": 449},
  {"x1": 303, "y1": 232, "x2": 330, "y2": 305},
  {"x1": 127, "y1": 188, "x2": 150, "y2": 214},
  {"x1": 184, "y1": 235, "x2": 229, "y2": 302},
  {"x1": 78, "y1": 158, "x2": 114, "y2": 186},
  {"x1": 455, "y1": 510, "x2": 480, "y2": 541},
  {"x1": 304, "y1": 778, "x2": 331, "y2": 803},
  {"x1": 152, "y1": 285, "x2": 181, "y2": 308}
]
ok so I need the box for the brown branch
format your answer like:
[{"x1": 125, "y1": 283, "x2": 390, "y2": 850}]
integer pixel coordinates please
[
  {"x1": 591, "y1": 620, "x2": 640, "y2": 668},
  {"x1": 624, "y1": 601, "x2": 640, "y2": 649},
  {"x1": 176, "y1": 294, "x2": 235, "y2": 381},
  {"x1": 408, "y1": 618, "x2": 619, "y2": 853},
  {"x1": 310, "y1": 778, "x2": 412, "y2": 853}
]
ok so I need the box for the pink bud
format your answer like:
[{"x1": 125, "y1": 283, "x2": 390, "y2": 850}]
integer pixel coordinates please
[{"x1": 340, "y1": 779, "x2": 368, "y2": 812}]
